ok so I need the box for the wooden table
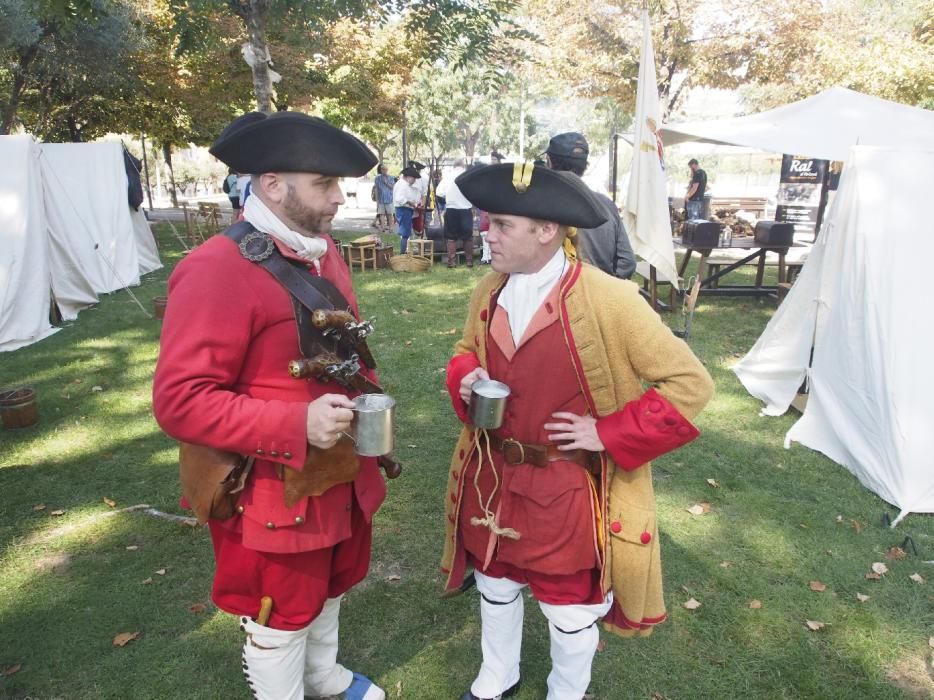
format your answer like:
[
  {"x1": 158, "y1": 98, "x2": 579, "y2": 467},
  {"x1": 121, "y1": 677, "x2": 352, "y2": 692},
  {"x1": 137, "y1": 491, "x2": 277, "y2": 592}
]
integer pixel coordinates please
[{"x1": 678, "y1": 238, "x2": 800, "y2": 298}]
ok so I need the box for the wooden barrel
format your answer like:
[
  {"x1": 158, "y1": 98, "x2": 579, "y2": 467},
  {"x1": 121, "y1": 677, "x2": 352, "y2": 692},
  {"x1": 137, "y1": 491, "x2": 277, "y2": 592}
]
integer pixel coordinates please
[
  {"x1": 0, "y1": 387, "x2": 39, "y2": 429},
  {"x1": 153, "y1": 296, "x2": 168, "y2": 319}
]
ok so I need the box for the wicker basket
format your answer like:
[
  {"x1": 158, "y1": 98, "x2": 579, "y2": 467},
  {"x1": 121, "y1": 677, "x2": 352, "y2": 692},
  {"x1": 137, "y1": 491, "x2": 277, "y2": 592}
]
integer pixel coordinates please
[{"x1": 389, "y1": 254, "x2": 431, "y2": 272}]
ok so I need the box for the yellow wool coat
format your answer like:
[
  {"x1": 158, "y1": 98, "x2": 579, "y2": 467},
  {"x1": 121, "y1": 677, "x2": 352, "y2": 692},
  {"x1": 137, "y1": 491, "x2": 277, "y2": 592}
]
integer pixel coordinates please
[{"x1": 441, "y1": 261, "x2": 714, "y2": 637}]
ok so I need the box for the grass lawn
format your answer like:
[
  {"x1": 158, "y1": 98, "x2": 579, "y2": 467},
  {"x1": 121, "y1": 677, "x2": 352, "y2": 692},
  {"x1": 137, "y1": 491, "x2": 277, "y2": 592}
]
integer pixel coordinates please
[{"x1": 1, "y1": 225, "x2": 931, "y2": 699}]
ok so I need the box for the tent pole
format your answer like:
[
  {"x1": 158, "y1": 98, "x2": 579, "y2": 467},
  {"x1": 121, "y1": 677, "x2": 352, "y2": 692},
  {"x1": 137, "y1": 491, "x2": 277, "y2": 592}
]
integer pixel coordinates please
[
  {"x1": 611, "y1": 133, "x2": 620, "y2": 204},
  {"x1": 140, "y1": 133, "x2": 154, "y2": 211}
]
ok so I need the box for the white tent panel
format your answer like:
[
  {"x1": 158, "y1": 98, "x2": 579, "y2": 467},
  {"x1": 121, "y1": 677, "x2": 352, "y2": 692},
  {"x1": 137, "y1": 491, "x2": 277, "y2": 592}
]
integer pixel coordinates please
[
  {"x1": 131, "y1": 208, "x2": 162, "y2": 275},
  {"x1": 39, "y1": 142, "x2": 141, "y2": 303},
  {"x1": 737, "y1": 147, "x2": 934, "y2": 521},
  {"x1": 0, "y1": 135, "x2": 58, "y2": 351},
  {"x1": 660, "y1": 88, "x2": 934, "y2": 162}
]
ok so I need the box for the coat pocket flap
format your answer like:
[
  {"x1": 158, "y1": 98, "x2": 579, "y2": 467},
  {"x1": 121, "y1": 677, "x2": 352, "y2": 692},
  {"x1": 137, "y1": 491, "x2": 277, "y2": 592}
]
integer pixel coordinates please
[
  {"x1": 240, "y1": 479, "x2": 308, "y2": 528},
  {"x1": 506, "y1": 462, "x2": 588, "y2": 508}
]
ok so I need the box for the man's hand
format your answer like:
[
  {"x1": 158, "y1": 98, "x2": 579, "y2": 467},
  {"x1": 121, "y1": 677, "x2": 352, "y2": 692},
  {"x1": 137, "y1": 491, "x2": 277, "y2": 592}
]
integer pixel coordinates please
[
  {"x1": 544, "y1": 412, "x2": 605, "y2": 452},
  {"x1": 306, "y1": 394, "x2": 355, "y2": 449},
  {"x1": 459, "y1": 367, "x2": 490, "y2": 404}
]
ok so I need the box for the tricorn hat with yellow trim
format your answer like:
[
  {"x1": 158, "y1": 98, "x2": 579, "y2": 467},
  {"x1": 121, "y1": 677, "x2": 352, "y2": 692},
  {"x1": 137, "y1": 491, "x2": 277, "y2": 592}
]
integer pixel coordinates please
[
  {"x1": 455, "y1": 163, "x2": 607, "y2": 228},
  {"x1": 210, "y1": 111, "x2": 376, "y2": 177}
]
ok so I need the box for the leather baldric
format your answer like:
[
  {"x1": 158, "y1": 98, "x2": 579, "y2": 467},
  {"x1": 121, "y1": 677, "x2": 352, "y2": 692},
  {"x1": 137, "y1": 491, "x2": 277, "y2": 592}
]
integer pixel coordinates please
[{"x1": 224, "y1": 222, "x2": 375, "y2": 368}]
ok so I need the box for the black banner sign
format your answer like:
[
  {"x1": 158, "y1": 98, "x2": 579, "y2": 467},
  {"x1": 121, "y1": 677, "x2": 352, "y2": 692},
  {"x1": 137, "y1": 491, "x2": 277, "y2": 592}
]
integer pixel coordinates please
[{"x1": 775, "y1": 154, "x2": 830, "y2": 236}]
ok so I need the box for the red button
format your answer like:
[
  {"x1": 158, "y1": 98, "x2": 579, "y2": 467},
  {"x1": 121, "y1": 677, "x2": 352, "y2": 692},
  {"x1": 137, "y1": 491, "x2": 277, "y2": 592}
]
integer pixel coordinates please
[
  {"x1": 648, "y1": 400, "x2": 662, "y2": 413},
  {"x1": 474, "y1": 336, "x2": 480, "y2": 346},
  {"x1": 677, "y1": 426, "x2": 692, "y2": 437},
  {"x1": 610, "y1": 521, "x2": 622, "y2": 533},
  {"x1": 664, "y1": 415, "x2": 678, "y2": 426},
  {"x1": 448, "y1": 514, "x2": 455, "y2": 524},
  {"x1": 452, "y1": 470, "x2": 459, "y2": 479},
  {"x1": 640, "y1": 531, "x2": 652, "y2": 544},
  {"x1": 459, "y1": 449, "x2": 465, "y2": 459},
  {"x1": 450, "y1": 493, "x2": 457, "y2": 503},
  {"x1": 480, "y1": 309, "x2": 488, "y2": 321}
]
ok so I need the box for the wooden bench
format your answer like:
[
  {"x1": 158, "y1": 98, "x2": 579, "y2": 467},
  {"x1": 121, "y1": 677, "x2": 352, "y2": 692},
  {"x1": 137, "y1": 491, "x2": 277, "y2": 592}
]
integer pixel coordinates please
[{"x1": 710, "y1": 197, "x2": 768, "y2": 218}]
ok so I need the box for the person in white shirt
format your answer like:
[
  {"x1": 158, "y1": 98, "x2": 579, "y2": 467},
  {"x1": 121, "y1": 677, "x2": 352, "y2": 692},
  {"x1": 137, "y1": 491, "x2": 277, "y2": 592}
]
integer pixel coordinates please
[
  {"x1": 393, "y1": 167, "x2": 421, "y2": 253},
  {"x1": 437, "y1": 160, "x2": 475, "y2": 268}
]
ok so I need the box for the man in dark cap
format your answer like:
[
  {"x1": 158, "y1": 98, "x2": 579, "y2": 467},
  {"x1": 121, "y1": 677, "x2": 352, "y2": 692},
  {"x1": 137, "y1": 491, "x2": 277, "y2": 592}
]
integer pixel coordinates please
[
  {"x1": 440, "y1": 163, "x2": 713, "y2": 700},
  {"x1": 153, "y1": 111, "x2": 389, "y2": 700},
  {"x1": 546, "y1": 132, "x2": 636, "y2": 280},
  {"x1": 393, "y1": 166, "x2": 421, "y2": 253}
]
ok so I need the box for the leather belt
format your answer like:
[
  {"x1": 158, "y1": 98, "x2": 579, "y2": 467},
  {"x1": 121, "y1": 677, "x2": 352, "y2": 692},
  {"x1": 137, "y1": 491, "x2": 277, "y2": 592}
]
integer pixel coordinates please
[{"x1": 488, "y1": 434, "x2": 599, "y2": 474}]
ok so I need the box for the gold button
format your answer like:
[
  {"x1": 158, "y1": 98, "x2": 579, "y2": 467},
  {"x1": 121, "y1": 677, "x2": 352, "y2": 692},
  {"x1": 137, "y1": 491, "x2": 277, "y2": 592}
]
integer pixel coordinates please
[
  {"x1": 265, "y1": 522, "x2": 276, "y2": 530},
  {"x1": 270, "y1": 450, "x2": 279, "y2": 457},
  {"x1": 256, "y1": 449, "x2": 264, "y2": 455},
  {"x1": 294, "y1": 516, "x2": 304, "y2": 525},
  {"x1": 283, "y1": 452, "x2": 292, "y2": 459},
  {"x1": 236, "y1": 505, "x2": 244, "y2": 514}
]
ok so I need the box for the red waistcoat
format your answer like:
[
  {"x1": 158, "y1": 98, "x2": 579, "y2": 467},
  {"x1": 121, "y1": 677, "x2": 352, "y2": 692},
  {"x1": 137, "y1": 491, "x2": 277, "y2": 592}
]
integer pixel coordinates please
[{"x1": 459, "y1": 307, "x2": 598, "y2": 575}]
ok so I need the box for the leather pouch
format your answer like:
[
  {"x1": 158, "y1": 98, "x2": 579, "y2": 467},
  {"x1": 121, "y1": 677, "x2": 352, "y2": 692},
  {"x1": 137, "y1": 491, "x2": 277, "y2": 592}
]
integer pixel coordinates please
[{"x1": 178, "y1": 442, "x2": 252, "y2": 524}]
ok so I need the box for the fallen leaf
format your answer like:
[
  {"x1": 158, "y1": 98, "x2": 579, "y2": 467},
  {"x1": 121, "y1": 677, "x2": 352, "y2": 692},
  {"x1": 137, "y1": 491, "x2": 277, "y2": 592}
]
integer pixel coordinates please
[
  {"x1": 885, "y1": 546, "x2": 906, "y2": 560},
  {"x1": 103, "y1": 497, "x2": 117, "y2": 508},
  {"x1": 682, "y1": 598, "x2": 701, "y2": 610},
  {"x1": 871, "y1": 562, "x2": 889, "y2": 576},
  {"x1": 855, "y1": 593, "x2": 870, "y2": 602},
  {"x1": 386, "y1": 574, "x2": 401, "y2": 582},
  {"x1": 835, "y1": 515, "x2": 844, "y2": 523},
  {"x1": 799, "y1": 523, "x2": 809, "y2": 529},
  {"x1": 809, "y1": 580, "x2": 827, "y2": 592},
  {"x1": 91, "y1": 385, "x2": 103, "y2": 392},
  {"x1": 719, "y1": 561, "x2": 732, "y2": 568},
  {"x1": 851, "y1": 519, "x2": 862, "y2": 534},
  {"x1": 865, "y1": 572, "x2": 882, "y2": 581},
  {"x1": 596, "y1": 639, "x2": 607, "y2": 652},
  {"x1": 805, "y1": 620, "x2": 825, "y2": 631},
  {"x1": 33, "y1": 503, "x2": 46, "y2": 511},
  {"x1": 407, "y1": 444, "x2": 417, "y2": 449},
  {"x1": 188, "y1": 603, "x2": 206, "y2": 614},
  {"x1": 2, "y1": 663, "x2": 21, "y2": 676},
  {"x1": 909, "y1": 573, "x2": 926, "y2": 584},
  {"x1": 404, "y1": 340, "x2": 413, "y2": 346},
  {"x1": 126, "y1": 545, "x2": 139, "y2": 551},
  {"x1": 687, "y1": 503, "x2": 711, "y2": 516},
  {"x1": 112, "y1": 632, "x2": 140, "y2": 647},
  {"x1": 706, "y1": 479, "x2": 720, "y2": 488},
  {"x1": 50, "y1": 510, "x2": 65, "y2": 516},
  {"x1": 141, "y1": 578, "x2": 153, "y2": 585},
  {"x1": 749, "y1": 599, "x2": 762, "y2": 609},
  {"x1": 699, "y1": 502, "x2": 712, "y2": 513},
  {"x1": 72, "y1": 378, "x2": 82, "y2": 384},
  {"x1": 155, "y1": 568, "x2": 166, "y2": 575}
]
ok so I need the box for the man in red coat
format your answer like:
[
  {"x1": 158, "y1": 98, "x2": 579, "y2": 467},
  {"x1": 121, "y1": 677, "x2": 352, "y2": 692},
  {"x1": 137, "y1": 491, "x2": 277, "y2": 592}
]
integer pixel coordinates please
[{"x1": 153, "y1": 112, "x2": 387, "y2": 700}]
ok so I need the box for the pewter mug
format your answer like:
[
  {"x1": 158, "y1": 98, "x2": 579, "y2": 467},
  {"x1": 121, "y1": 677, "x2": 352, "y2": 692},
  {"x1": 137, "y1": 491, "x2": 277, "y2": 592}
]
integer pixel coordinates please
[
  {"x1": 468, "y1": 379, "x2": 511, "y2": 429},
  {"x1": 350, "y1": 393, "x2": 395, "y2": 456}
]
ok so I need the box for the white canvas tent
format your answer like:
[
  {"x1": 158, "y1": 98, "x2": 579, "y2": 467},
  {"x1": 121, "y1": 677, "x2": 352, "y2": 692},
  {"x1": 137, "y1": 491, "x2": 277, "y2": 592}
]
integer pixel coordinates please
[
  {"x1": 660, "y1": 88, "x2": 934, "y2": 161},
  {"x1": 0, "y1": 135, "x2": 58, "y2": 351},
  {"x1": 0, "y1": 136, "x2": 162, "y2": 350},
  {"x1": 734, "y1": 146, "x2": 934, "y2": 524}
]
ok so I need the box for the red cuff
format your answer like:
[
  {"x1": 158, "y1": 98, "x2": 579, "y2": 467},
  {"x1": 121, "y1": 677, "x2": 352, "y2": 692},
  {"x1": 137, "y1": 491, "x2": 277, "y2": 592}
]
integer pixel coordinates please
[
  {"x1": 446, "y1": 352, "x2": 480, "y2": 423},
  {"x1": 596, "y1": 388, "x2": 700, "y2": 471}
]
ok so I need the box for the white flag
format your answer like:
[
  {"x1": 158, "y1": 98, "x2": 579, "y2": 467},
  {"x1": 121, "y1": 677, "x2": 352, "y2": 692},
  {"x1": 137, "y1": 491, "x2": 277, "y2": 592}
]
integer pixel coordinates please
[{"x1": 623, "y1": 9, "x2": 679, "y2": 289}]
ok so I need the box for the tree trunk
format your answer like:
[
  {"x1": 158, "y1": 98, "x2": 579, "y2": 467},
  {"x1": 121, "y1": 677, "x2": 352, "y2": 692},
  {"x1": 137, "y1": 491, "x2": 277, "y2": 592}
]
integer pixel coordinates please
[
  {"x1": 0, "y1": 43, "x2": 40, "y2": 135},
  {"x1": 66, "y1": 114, "x2": 82, "y2": 142},
  {"x1": 236, "y1": 0, "x2": 275, "y2": 113},
  {"x1": 163, "y1": 142, "x2": 179, "y2": 208}
]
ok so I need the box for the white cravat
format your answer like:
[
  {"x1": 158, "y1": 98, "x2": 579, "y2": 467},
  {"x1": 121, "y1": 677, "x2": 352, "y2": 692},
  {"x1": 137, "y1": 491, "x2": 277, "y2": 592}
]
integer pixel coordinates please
[
  {"x1": 498, "y1": 248, "x2": 567, "y2": 346},
  {"x1": 243, "y1": 194, "x2": 328, "y2": 272}
]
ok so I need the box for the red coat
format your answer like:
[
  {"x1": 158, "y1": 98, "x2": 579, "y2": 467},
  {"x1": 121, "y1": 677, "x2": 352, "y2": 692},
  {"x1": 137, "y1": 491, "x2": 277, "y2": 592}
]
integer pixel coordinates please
[{"x1": 152, "y1": 233, "x2": 386, "y2": 554}]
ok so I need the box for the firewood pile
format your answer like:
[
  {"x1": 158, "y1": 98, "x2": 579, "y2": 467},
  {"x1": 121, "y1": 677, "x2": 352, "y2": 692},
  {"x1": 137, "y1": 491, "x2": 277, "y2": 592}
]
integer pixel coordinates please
[{"x1": 709, "y1": 209, "x2": 756, "y2": 238}]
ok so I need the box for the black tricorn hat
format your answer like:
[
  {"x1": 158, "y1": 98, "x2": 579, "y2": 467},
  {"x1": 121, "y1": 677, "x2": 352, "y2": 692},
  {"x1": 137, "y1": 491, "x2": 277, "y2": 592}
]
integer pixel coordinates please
[
  {"x1": 400, "y1": 166, "x2": 420, "y2": 178},
  {"x1": 408, "y1": 160, "x2": 426, "y2": 170},
  {"x1": 455, "y1": 163, "x2": 607, "y2": 229},
  {"x1": 209, "y1": 111, "x2": 376, "y2": 176}
]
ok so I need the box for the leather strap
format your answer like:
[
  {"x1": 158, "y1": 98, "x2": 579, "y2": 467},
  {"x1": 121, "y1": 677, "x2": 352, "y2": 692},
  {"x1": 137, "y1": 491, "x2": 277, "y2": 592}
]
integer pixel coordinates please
[{"x1": 488, "y1": 434, "x2": 598, "y2": 474}]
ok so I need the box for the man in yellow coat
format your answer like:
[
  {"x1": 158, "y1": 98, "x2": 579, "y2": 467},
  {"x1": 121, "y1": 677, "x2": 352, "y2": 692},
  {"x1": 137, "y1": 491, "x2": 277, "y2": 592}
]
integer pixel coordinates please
[{"x1": 440, "y1": 163, "x2": 714, "y2": 700}]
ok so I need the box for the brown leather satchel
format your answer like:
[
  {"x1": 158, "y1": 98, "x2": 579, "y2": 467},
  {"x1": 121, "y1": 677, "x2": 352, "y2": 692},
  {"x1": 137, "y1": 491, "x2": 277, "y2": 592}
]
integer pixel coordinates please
[
  {"x1": 178, "y1": 443, "x2": 253, "y2": 524},
  {"x1": 283, "y1": 436, "x2": 360, "y2": 506}
]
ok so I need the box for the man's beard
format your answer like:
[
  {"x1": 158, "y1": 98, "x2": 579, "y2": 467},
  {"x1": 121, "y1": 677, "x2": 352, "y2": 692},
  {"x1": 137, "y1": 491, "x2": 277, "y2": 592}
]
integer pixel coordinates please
[{"x1": 283, "y1": 184, "x2": 331, "y2": 234}]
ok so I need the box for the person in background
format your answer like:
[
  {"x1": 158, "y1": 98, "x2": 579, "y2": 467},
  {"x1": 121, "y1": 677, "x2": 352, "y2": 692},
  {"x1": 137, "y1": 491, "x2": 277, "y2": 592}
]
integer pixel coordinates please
[
  {"x1": 546, "y1": 132, "x2": 636, "y2": 280},
  {"x1": 408, "y1": 160, "x2": 429, "y2": 236},
  {"x1": 441, "y1": 163, "x2": 713, "y2": 700},
  {"x1": 372, "y1": 164, "x2": 396, "y2": 232},
  {"x1": 153, "y1": 111, "x2": 388, "y2": 700},
  {"x1": 393, "y1": 166, "x2": 421, "y2": 254},
  {"x1": 437, "y1": 159, "x2": 474, "y2": 268},
  {"x1": 432, "y1": 168, "x2": 445, "y2": 226},
  {"x1": 685, "y1": 158, "x2": 707, "y2": 220},
  {"x1": 223, "y1": 168, "x2": 241, "y2": 215}
]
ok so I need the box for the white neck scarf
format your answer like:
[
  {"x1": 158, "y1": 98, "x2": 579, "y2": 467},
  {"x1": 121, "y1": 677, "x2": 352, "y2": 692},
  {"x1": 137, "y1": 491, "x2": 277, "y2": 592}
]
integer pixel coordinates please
[
  {"x1": 498, "y1": 247, "x2": 567, "y2": 346},
  {"x1": 243, "y1": 194, "x2": 329, "y2": 270}
]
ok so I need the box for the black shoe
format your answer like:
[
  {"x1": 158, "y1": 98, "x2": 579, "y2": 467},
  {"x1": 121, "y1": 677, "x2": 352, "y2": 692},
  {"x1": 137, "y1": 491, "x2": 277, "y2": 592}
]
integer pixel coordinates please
[{"x1": 459, "y1": 680, "x2": 520, "y2": 700}]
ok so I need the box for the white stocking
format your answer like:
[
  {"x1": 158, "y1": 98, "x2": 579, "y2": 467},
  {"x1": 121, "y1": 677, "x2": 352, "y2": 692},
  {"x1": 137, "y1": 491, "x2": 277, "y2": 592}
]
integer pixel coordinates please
[
  {"x1": 471, "y1": 572, "x2": 525, "y2": 699},
  {"x1": 304, "y1": 596, "x2": 353, "y2": 697},
  {"x1": 240, "y1": 616, "x2": 307, "y2": 700},
  {"x1": 538, "y1": 595, "x2": 613, "y2": 700}
]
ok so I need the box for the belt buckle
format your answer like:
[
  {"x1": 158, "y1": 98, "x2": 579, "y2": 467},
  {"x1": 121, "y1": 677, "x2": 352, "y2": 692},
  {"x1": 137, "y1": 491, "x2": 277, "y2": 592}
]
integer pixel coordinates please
[{"x1": 501, "y1": 438, "x2": 525, "y2": 465}]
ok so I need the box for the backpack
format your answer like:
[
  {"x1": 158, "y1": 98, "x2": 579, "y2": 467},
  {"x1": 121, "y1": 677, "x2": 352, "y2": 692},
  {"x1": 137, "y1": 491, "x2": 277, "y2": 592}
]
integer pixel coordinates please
[{"x1": 223, "y1": 176, "x2": 231, "y2": 194}]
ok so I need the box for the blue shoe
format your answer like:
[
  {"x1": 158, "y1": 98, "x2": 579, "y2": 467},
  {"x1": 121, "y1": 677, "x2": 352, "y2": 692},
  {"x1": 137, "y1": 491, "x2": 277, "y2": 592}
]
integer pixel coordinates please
[{"x1": 339, "y1": 672, "x2": 385, "y2": 700}]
